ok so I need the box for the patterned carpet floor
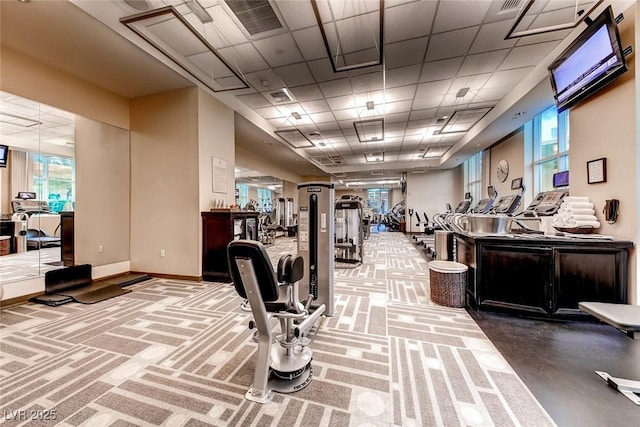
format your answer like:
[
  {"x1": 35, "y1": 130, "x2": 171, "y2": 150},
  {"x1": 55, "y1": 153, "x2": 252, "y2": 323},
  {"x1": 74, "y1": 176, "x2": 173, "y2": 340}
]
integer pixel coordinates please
[{"x1": 0, "y1": 232, "x2": 555, "y2": 426}]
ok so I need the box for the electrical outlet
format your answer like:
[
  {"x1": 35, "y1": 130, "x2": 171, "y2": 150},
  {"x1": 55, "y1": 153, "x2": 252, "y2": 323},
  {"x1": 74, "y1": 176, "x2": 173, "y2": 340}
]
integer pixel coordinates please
[
  {"x1": 160, "y1": 249, "x2": 165, "y2": 258},
  {"x1": 99, "y1": 245, "x2": 103, "y2": 253}
]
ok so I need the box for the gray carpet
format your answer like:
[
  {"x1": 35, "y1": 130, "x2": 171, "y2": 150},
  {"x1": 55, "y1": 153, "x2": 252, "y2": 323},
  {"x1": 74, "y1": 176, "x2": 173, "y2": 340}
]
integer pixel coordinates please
[{"x1": 0, "y1": 233, "x2": 555, "y2": 426}]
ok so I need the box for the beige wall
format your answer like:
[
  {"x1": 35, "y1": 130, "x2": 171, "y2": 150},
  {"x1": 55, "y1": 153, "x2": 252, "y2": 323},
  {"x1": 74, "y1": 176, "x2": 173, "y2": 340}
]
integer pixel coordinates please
[
  {"x1": 568, "y1": 4, "x2": 637, "y2": 304},
  {"x1": 0, "y1": 47, "x2": 129, "y2": 129},
  {"x1": 130, "y1": 88, "x2": 200, "y2": 277},
  {"x1": 235, "y1": 146, "x2": 303, "y2": 185},
  {"x1": 489, "y1": 130, "x2": 526, "y2": 213},
  {"x1": 198, "y1": 89, "x2": 236, "y2": 211},
  {"x1": 75, "y1": 118, "x2": 130, "y2": 267},
  {"x1": 406, "y1": 170, "x2": 457, "y2": 233}
]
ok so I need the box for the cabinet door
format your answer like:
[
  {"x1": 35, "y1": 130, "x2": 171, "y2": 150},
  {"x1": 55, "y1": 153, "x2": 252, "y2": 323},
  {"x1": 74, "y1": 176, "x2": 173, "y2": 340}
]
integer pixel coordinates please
[
  {"x1": 553, "y1": 247, "x2": 627, "y2": 313},
  {"x1": 479, "y1": 245, "x2": 553, "y2": 314},
  {"x1": 455, "y1": 236, "x2": 477, "y2": 306}
]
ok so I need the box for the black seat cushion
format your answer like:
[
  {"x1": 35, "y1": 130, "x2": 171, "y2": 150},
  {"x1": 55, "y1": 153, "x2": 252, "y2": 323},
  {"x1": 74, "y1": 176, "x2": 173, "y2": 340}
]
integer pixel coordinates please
[
  {"x1": 277, "y1": 254, "x2": 291, "y2": 283},
  {"x1": 286, "y1": 255, "x2": 304, "y2": 283},
  {"x1": 227, "y1": 240, "x2": 279, "y2": 302}
]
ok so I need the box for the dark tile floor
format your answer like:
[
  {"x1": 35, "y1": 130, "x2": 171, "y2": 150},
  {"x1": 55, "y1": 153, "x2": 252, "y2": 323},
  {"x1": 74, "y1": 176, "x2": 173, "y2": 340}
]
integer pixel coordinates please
[{"x1": 469, "y1": 310, "x2": 640, "y2": 427}]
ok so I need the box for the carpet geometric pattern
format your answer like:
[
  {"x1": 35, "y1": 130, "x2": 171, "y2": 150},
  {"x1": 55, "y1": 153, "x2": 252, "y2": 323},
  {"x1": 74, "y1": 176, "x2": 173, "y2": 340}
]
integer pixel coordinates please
[{"x1": 0, "y1": 232, "x2": 555, "y2": 426}]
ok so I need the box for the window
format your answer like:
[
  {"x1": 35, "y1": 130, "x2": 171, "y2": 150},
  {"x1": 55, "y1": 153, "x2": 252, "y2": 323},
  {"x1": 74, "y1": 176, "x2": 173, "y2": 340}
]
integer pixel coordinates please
[
  {"x1": 531, "y1": 106, "x2": 570, "y2": 192},
  {"x1": 32, "y1": 154, "x2": 75, "y2": 213},
  {"x1": 366, "y1": 188, "x2": 389, "y2": 214},
  {"x1": 236, "y1": 184, "x2": 249, "y2": 209},
  {"x1": 463, "y1": 151, "x2": 483, "y2": 202},
  {"x1": 257, "y1": 188, "x2": 273, "y2": 213}
]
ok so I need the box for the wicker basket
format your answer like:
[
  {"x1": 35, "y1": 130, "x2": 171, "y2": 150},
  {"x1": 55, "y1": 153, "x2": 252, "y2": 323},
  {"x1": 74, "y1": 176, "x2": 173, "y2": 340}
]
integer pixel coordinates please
[{"x1": 429, "y1": 261, "x2": 468, "y2": 308}]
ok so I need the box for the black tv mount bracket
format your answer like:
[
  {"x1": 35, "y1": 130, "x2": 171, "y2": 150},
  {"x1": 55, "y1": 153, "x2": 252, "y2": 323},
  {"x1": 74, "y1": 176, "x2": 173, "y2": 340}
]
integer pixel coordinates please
[{"x1": 623, "y1": 45, "x2": 633, "y2": 57}]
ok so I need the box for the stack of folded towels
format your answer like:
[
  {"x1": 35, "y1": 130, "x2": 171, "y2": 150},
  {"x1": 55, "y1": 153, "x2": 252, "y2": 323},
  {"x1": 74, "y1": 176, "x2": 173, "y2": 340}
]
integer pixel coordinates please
[{"x1": 551, "y1": 196, "x2": 600, "y2": 229}]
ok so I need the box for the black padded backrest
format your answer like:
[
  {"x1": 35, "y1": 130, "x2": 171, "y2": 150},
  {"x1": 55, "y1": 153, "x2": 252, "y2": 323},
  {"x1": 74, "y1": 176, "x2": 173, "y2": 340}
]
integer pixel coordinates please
[
  {"x1": 227, "y1": 240, "x2": 279, "y2": 302},
  {"x1": 277, "y1": 254, "x2": 291, "y2": 283},
  {"x1": 287, "y1": 255, "x2": 304, "y2": 283}
]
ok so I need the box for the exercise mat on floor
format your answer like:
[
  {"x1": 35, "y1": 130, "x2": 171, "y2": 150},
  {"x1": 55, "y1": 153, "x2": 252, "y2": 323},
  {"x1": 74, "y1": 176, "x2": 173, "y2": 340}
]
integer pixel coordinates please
[
  {"x1": 29, "y1": 294, "x2": 74, "y2": 307},
  {"x1": 56, "y1": 281, "x2": 131, "y2": 304}
]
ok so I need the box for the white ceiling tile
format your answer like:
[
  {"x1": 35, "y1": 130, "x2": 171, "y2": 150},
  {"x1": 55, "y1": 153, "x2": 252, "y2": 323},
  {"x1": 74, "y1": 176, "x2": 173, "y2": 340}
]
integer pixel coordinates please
[
  {"x1": 385, "y1": 1, "x2": 437, "y2": 43},
  {"x1": 412, "y1": 95, "x2": 444, "y2": 110},
  {"x1": 385, "y1": 122, "x2": 407, "y2": 132},
  {"x1": 409, "y1": 108, "x2": 438, "y2": 121},
  {"x1": 516, "y1": 29, "x2": 572, "y2": 47},
  {"x1": 457, "y1": 49, "x2": 510, "y2": 76},
  {"x1": 354, "y1": 91, "x2": 384, "y2": 108},
  {"x1": 484, "y1": 67, "x2": 533, "y2": 88},
  {"x1": 473, "y1": 86, "x2": 512, "y2": 102},
  {"x1": 385, "y1": 100, "x2": 413, "y2": 114},
  {"x1": 218, "y1": 43, "x2": 269, "y2": 74},
  {"x1": 433, "y1": 0, "x2": 492, "y2": 34},
  {"x1": 416, "y1": 80, "x2": 453, "y2": 98},
  {"x1": 420, "y1": 57, "x2": 464, "y2": 82},
  {"x1": 266, "y1": 117, "x2": 289, "y2": 128},
  {"x1": 499, "y1": 41, "x2": 560, "y2": 70},
  {"x1": 326, "y1": 95, "x2": 356, "y2": 110},
  {"x1": 426, "y1": 27, "x2": 479, "y2": 61},
  {"x1": 333, "y1": 108, "x2": 360, "y2": 121},
  {"x1": 204, "y1": 5, "x2": 250, "y2": 48},
  {"x1": 237, "y1": 93, "x2": 272, "y2": 108},
  {"x1": 385, "y1": 129, "x2": 405, "y2": 138},
  {"x1": 350, "y1": 72, "x2": 384, "y2": 93},
  {"x1": 316, "y1": 121, "x2": 341, "y2": 131},
  {"x1": 289, "y1": 84, "x2": 323, "y2": 101},
  {"x1": 275, "y1": 0, "x2": 317, "y2": 31},
  {"x1": 404, "y1": 133, "x2": 423, "y2": 142},
  {"x1": 385, "y1": 65, "x2": 421, "y2": 88},
  {"x1": 449, "y1": 73, "x2": 492, "y2": 94},
  {"x1": 255, "y1": 106, "x2": 285, "y2": 119},
  {"x1": 308, "y1": 58, "x2": 341, "y2": 82},
  {"x1": 385, "y1": 37, "x2": 428, "y2": 69},
  {"x1": 301, "y1": 99, "x2": 330, "y2": 114},
  {"x1": 274, "y1": 62, "x2": 315, "y2": 87},
  {"x1": 319, "y1": 79, "x2": 353, "y2": 98},
  {"x1": 469, "y1": 20, "x2": 518, "y2": 54},
  {"x1": 440, "y1": 94, "x2": 472, "y2": 107},
  {"x1": 309, "y1": 111, "x2": 337, "y2": 123},
  {"x1": 253, "y1": 33, "x2": 304, "y2": 67},
  {"x1": 385, "y1": 111, "x2": 410, "y2": 123},
  {"x1": 245, "y1": 70, "x2": 286, "y2": 93},
  {"x1": 385, "y1": 85, "x2": 416, "y2": 103},
  {"x1": 292, "y1": 27, "x2": 327, "y2": 61}
]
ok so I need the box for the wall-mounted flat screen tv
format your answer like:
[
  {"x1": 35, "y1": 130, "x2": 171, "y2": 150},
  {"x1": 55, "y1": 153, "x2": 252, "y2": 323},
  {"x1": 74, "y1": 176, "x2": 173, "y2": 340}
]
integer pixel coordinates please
[
  {"x1": 548, "y1": 6, "x2": 627, "y2": 113},
  {"x1": 0, "y1": 144, "x2": 8, "y2": 168},
  {"x1": 553, "y1": 171, "x2": 570, "y2": 188}
]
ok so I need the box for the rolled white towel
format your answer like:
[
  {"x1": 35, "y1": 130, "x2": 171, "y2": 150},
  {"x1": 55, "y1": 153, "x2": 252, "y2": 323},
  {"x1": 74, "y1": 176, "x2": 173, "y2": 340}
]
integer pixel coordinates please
[
  {"x1": 563, "y1": 202, "x2": 594, "y2": 210},
  {"x1": 563, "y1": 196, "x2": 590, "y2": 203},
  {"x1": 573, "y1": 220, "x2": 601, "y2": 228},
  {"x1": 571, "y1": 214, "x2": 598, "y2": 222},
  {"x1": 565, "y1": 208, "x2": 595, "y2": 216}
]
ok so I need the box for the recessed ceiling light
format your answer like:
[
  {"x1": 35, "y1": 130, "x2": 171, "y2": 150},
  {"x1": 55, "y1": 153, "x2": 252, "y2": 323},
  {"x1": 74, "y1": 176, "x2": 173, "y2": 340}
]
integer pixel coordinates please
[
  {"x1": 366, "y1": 101, "x2": 375, "y2": 110},
  {"x1": 456, "y1": 87, "x2": 470, "y2": 98},
  {"x1": 275, "y1": 48, "x2": 284, "y2": 55},
  {"x1": 291, "y1": 112, "x2": 302, "y2": 120},
  {"x1": 513, "y1": 111, "x2": 526, "y2": 117}
]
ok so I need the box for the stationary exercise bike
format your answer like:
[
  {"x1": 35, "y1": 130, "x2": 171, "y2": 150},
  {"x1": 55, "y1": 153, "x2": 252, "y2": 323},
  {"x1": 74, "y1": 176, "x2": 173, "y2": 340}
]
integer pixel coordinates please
[{"x1": 227, "y1": 240, "x2": 326, "y2": 403}]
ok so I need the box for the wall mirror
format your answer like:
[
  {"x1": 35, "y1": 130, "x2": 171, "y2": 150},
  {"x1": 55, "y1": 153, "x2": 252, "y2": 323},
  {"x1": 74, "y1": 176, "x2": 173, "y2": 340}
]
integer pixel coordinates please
[{"x1": 0, "y1": 90, "x2": 75, "y2": 284}]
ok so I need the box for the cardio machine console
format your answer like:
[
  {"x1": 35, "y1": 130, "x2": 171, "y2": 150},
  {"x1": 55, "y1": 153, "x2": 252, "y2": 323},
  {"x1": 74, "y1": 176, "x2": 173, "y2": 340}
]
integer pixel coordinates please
[{"x1": 522, "y1": 190, "x2": 568, "y2": 216}]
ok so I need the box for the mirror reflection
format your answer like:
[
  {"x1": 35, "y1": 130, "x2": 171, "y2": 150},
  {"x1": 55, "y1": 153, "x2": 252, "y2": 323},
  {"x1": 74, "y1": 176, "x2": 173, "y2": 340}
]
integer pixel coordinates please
[{"x1": 0, "y1": 91, "x2": 75, "y2": 284}]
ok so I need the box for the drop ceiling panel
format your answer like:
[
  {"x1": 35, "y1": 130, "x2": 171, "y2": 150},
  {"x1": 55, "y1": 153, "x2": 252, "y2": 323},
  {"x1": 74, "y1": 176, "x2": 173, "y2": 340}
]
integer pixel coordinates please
[
  {"x1": 244, "y1": 69, "x2": 286, "y2": 93},
  {"x1": 420, "y1": 57, "x2": 464, "y2": 83},
  {"x1": 274, "y1": 62, "x2": 315, "y2": 87},
  {"x1": 326, "y1": 95, "x2": 356, "y2": 111},
  {"x1": 319, "y1": 79, "x2": 354, "y2": 98},
  {"x1": 498, "y1": 40, "x2": 560, "y2": 70},
  {"x1": 307, "y1": 58, "x2": 341, "y2": 82},
  {"x1": 385, "y1": 37, "x2": 428, "y2": 69},
  {"x1": 385, "y1": 65, "x2": 421, "y2": 88},
  {"x1": 449, "y1": 73, "x2": 492, "y2": 93},
  {"x1": 409, "y1": 108, "x2": 438, "y2": 121},
  {"x1": 218, "y1": 43, "x2": 269, "y2": 73},
  {"x1": 252, "y1": 33, "x2": 303, "y2": 67},
  {"x1": 425, "y1": 26, "x2": 479, "y2": 61},
  {"x1": 350, "y1": 73, "x2": 384, "y2": 93},
  {"x1": 301, "y1": 99, "x2": 331, "y2": 114},
  {"x1": 289, "y1": 84, "x2": 323, "y2": 101},
  {"x1": 432, "y1": 0, "x2": 492, "y2": 34},
  {"x1": 469, "y1": 20, "x2": 519, "y2": 54},
  {"x1": 484, "y1": 67, "x2": 533, "y2": 88},
  {"x1": 275, "y1": 0, "x2": 317, "y2": 31},
  {"x1": 457, "y1": 49, "x2": 510, "y2": 77},
  {"x1": 416, "y1": 80, "x2": 453, "y2": 98},
  {"x1": 384, "y1": 0, "x2": 437, "y2": 43},
  {"x1": 309, "y1": 111, "x2": 336, "y2": 123},
  {"x1": 385, "y1": 85, "x2": 417, "y2": 102},
  {"x1": 412, "y1": 95, "x2": 444, "y2": 111},
  {"x1": 237, "y1": 92, "x2": 272, "y2": 108},
  {"x1": 291, "y1": 27, "x2": 327, "y2": 61}
]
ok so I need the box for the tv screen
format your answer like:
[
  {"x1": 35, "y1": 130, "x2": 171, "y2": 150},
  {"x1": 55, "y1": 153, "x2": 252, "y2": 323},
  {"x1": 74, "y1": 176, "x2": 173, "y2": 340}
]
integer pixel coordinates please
[
  {"x1": 511, "y1": 177, "x2": 523, "y2": 190},
  {"x1": 487, "y1": 185, "x2": 495, "y2": 197},
  {"x1": 0, "y1": 144, "x2": 7, "y2": 168},
  {"x1": 548, "y1": 6, "x2": 627, "y2": 113},
  {"x1": 553, "y1": 171, "x2": 570, "y2": 188}
]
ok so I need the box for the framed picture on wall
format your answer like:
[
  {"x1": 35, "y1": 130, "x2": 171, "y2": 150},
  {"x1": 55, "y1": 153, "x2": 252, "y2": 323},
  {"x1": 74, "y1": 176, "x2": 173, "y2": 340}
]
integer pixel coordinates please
[{"x1": 587, "y1": 157, "x2": 607, "y2": 184}]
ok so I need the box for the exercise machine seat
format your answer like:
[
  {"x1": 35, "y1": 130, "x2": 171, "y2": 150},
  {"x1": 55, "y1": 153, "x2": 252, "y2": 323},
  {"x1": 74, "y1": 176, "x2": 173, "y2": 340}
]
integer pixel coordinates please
[{"x1": 226, "y1": 239, "x2": 325, "y2": 404}]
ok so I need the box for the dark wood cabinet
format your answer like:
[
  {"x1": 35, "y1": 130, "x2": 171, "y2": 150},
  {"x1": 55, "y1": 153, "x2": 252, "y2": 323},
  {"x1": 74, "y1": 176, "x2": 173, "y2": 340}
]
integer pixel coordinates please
[
  {"x1": 202, "y1": 211, "x2": 259, "y2": 282},
  {"x1": 456, "y1": 233, "x2": 632, "y2": 318},
  {"x1": 60, "y1": 211, "x2": 74, "y2": 266}
]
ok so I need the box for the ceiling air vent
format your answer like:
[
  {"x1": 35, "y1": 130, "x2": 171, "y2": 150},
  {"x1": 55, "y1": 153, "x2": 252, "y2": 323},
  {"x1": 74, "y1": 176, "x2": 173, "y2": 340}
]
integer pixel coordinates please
[
  {"x1": 224, "y1": 0, "x2": 283, "y2": 36},
  {"x1": 498, "y1": 0, "x2": 522, "y2": 13},
  {"x1": 269, "y1": 89, "x2": 293, "y2": 103}
]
